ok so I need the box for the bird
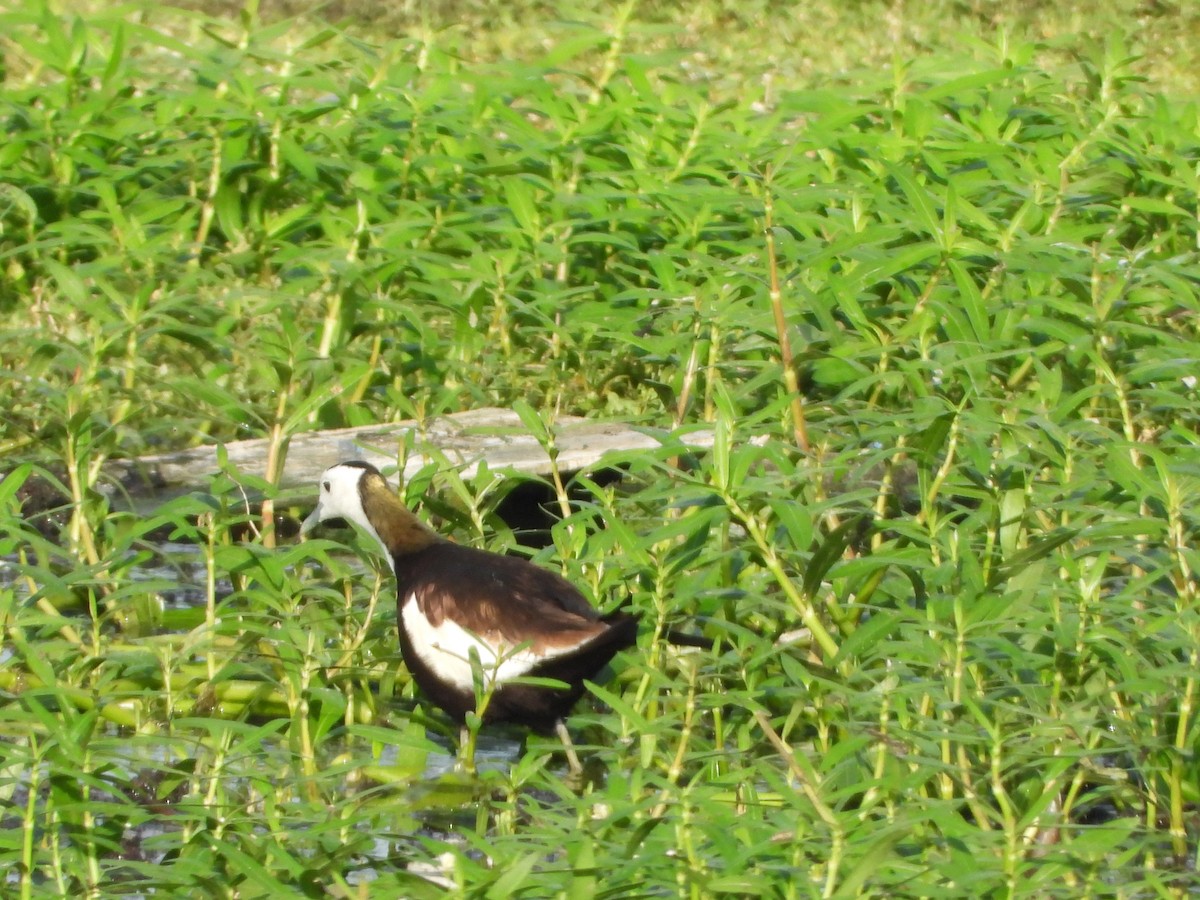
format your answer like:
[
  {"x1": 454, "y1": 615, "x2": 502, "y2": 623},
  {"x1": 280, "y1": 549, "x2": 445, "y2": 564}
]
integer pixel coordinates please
[{"x1": 300, "y1": 460, "x2": 639, "y2": 767}]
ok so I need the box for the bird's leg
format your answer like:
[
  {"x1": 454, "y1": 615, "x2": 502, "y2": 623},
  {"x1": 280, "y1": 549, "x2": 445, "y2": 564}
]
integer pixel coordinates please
[{"x1": 555, "y1": 718, "x2": 583, "y2": 775}]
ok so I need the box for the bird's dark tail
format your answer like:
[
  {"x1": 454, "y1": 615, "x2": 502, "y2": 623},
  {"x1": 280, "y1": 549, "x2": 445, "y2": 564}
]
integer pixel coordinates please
[
  {"x1": 661, "y1": 628, "x2": 714, "y2": 650},
  {"x1": 602, "y1": 603, "x2": 714, "y2": 652}
]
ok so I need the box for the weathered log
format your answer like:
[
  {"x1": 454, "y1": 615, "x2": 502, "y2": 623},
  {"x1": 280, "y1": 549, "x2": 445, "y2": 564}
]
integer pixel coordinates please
[{"x1": 103, "y1": 408, "x2": 715, "y2": 509}]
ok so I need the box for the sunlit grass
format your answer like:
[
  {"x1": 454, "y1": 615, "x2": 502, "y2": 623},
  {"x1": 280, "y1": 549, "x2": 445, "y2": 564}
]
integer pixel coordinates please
[
  {"x1": 2, "y1": 0, "x2": 1199, "y2": 895},
  {"x1": 155, "y1": 0, "x2": 1200, "y2": 96}
]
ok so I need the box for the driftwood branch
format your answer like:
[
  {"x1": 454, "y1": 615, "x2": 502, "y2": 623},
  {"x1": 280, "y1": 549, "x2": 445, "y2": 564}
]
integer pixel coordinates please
[{"x1": 102, "y1": 408, "x2": 715, "y2": 511}]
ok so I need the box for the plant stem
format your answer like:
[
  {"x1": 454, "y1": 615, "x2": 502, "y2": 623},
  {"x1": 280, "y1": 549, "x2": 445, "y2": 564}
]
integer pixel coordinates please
[{"x1": 761, "y1": 175, "x2": 809, "y2": 453}]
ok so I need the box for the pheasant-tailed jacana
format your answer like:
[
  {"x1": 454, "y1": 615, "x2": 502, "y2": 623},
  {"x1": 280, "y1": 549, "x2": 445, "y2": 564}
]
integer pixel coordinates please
[{"x1": 300, "y1": 461, "x2": 639, "y2": 767}]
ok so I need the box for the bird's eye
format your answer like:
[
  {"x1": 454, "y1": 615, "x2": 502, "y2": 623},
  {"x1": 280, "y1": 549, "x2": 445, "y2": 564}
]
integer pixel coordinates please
[{"x1": 322, "y1": 481, "x2": 331, "y2": 492}]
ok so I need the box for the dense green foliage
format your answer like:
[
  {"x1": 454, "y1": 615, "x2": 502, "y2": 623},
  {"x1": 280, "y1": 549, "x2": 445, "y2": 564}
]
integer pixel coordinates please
[{"x1": 1, "y1": 0, "x2": 1199, "y2": 896}]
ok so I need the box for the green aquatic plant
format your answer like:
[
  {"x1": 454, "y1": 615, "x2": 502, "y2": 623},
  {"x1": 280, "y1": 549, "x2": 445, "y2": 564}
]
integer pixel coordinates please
[{"x1": 1, "y1": 1, "x2": 1198, "y2": 895}]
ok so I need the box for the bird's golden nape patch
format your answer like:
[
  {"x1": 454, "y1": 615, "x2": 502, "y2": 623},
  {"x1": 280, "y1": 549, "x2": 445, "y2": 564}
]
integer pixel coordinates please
[{"x1": 358, "y1": 472, "x2": 440, "y2": 557}]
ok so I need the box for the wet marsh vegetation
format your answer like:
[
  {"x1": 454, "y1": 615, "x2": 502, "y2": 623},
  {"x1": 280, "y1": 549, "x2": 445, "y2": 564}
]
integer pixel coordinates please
[{"x1": 2, "y1": 0, "x2": 1200, "y2": 895}]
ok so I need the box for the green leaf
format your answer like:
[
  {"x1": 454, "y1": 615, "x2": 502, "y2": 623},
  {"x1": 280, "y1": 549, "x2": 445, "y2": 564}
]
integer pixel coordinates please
[
  {"x1": 987, "y1": 528, "x2": 1079, "y2": 590},
  {"x1": 803, "y1": 516, "x2": 863, "y2": 601},
  {"x1": 485, "y1": 851, "x2": 539, "y2": 898}
]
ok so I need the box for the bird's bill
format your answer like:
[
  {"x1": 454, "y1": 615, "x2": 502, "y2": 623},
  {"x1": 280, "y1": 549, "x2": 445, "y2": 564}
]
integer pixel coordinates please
[{"x1": 300, "y1": 504, "x2": 323, "y2": 536}]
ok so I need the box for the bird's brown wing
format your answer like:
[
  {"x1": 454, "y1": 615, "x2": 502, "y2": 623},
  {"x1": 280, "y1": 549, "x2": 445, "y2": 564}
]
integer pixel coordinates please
[{"x1": 396, "y1": 542, "x2": 608, "y2": 653}]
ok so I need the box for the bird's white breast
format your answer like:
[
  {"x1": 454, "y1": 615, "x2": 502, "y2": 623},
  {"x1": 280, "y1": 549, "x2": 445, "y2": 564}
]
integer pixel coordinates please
[{"x1": 401, "y1": 594, "x2": 556, "y2": 692}]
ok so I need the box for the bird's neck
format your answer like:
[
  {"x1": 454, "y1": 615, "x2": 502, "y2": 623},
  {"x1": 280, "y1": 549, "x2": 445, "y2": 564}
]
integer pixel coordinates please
[{"x1": 360, "y1": 489, "x2": 442, "y2": 560}]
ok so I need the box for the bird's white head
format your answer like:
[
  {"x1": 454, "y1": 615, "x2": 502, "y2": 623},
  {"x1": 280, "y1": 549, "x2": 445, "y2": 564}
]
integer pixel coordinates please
[
  {"x1": 301, "y1": 461, "x2": 384, "y2": 551},
  {"x1": 300, "y1": 460, "x2": 439, "y2": 559}
]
